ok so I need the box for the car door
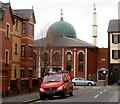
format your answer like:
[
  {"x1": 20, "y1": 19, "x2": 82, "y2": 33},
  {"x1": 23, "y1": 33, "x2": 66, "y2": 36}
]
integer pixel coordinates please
[
  {"x1": 79, "y1": 78, "x2": 87, "y2": 85},
  {"x1": 78, "y1": 78, "x2": 85, "y2": 85},
  {"x1": 74, "y1": 78, "x2": 79, "y2": 85},
  {"x1": 82, "y1": 79, "x2": 88, "y2": 85}
]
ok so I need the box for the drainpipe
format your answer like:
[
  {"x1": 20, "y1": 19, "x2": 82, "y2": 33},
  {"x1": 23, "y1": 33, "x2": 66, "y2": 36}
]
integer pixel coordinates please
[
  {"x1": 62, "y1": 48, "x2": 64, "y2": 70},
  {"x1": 74, "y1": 48, "x2": 76, "y2": 78},
  {"x1": 38, "y1": 49, "x2": 41, "y2": 78},
  {"x1": 85, "y1": 48, "x2": 88, "y2": 79}
]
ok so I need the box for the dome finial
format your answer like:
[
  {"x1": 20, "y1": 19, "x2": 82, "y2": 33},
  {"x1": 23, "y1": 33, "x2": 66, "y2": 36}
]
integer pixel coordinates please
[
  {"x1": 60, "y1": 8, "x2": 63, "y2": 21},
  {"x1": 93, "y1": 3, "x2": 96, "y2": 11}
]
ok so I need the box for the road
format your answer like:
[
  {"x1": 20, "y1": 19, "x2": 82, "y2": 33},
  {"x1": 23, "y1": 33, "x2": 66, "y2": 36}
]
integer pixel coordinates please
[{"x1": 29, "y1": 86, "x2": 120, "y2": 104}]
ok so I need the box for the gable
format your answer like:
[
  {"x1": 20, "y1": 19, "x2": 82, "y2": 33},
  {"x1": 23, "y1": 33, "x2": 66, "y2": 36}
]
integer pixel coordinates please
[{"x1": 29, "y1": 12, "x2": 36, "y2": 23}]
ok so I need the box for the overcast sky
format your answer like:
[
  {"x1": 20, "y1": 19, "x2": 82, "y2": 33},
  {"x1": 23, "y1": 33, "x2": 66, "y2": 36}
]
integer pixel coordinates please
[{"x1": 1, "y1": 0, "x2": 120, "y2": 47}]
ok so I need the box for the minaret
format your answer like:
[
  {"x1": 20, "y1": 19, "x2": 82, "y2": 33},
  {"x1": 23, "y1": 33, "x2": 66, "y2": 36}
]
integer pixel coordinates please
[
  {"x1": 60, "y1": 8, "x2": 63, "y2": 21},
  {"x1": 92, "y1": 3, "x2": 97, "y2": 46}
]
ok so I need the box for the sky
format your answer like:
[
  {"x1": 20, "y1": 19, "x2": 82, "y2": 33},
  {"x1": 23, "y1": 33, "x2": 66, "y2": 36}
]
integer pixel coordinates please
[{"x1": 1, "y1": 0, "x2": 120, "y2": 48}]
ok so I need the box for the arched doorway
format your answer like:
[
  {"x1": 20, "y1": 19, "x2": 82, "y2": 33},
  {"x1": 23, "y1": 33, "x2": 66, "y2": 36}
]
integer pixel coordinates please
[{"x1": 112, "y1": 68, "x2": 119, "y2": 83}]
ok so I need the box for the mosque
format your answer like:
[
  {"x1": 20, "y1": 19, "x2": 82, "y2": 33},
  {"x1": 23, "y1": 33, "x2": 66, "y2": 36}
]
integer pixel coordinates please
[{"x1": 34, "y1": 6, "x2": 108, "y2": 82}]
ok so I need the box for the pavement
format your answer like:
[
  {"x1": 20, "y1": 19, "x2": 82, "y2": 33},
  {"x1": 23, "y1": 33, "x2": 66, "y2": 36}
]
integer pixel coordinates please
[
  {"x1": 2, "y1": 91, "x2": 40, "y2": 104},
  {"x1": 1, "y1": 82, "x2": 115, "y2": 104},
  {"x1": 1, "y1": 87, "x2": 79, "y2": 104}
]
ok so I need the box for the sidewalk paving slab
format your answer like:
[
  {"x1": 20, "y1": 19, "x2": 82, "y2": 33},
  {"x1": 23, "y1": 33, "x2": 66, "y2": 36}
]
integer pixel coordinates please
[{"x1": 2, "y1": 92, "x2": 40, "y2": 104}]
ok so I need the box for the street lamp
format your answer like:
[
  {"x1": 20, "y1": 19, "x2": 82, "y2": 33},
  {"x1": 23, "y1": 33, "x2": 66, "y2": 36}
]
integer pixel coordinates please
[{"x1": 103, "y1": 70, "x2": 106, "y2": 86}]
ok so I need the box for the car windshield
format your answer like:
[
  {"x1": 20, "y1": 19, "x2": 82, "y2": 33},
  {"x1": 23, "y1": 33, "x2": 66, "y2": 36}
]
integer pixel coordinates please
[{"x1": 43, "y1": 74, "x2": 63, "y2": 82}]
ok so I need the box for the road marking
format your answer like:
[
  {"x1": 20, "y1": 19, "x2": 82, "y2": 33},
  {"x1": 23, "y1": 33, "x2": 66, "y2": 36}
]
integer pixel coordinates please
[
  {"x1": 93, "y1": 88, "x2": 106, "y2": 99},
  {"x1": 103, "y1": 89, "x2": 106, "y2": 92},
  {"x1": 100, "y1": 91, "x2": 103, "y2": 94},
  {"x1": 94, "y1": 94, "x2": 99, "y2": 98}
]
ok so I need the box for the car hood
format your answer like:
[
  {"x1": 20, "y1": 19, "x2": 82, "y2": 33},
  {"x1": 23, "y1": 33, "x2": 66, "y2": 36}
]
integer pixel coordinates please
[{"x1": 41, "y1": 81, "x2": 64, "y2": 88}]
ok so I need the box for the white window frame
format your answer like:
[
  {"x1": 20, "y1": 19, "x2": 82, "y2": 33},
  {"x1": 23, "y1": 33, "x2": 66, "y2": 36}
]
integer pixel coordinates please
[
  {"x1": 6, "y1": 23, "x2": 10, "y2": 38},
  {"x1": 5, "y1": 49, "x2": 9, "y2": 65}
]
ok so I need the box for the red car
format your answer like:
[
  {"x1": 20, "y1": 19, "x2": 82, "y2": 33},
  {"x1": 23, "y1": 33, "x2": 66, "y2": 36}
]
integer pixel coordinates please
[{"x1": 39, "y1": 71, "x2": 73, "y2": 100}]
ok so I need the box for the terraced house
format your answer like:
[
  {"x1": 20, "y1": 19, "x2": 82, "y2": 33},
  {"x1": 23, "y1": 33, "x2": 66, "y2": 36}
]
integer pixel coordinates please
[
  {"x1": 0, "y1": 1, "x2": 37, "y2": 96},
  {"x1": 108, "y1": 20, "x2": 120, "y2": 85}
]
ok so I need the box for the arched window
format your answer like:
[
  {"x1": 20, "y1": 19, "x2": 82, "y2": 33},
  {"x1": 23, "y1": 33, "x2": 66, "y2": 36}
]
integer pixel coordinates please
[
  {"x1": 43, "y1": 52, "x2": 49, "y2": 63},
  {"x1": 78, "y1": 52, "x2": 84, "y2": 72},
  {"x1": 54, "y1": 52, "x2": 60, "y2": 62},
  {"x1": 66, "y1": 52, "x2": 72, "y2": 71}
]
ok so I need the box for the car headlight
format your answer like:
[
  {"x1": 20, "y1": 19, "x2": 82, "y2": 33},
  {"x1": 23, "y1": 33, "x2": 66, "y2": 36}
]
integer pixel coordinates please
[
  {"x1": 57, "y1": 85, "x2": 64, "y2": 90},
  {"x1": 40, "y1": 88, "x2": 44, "y2": 92}
]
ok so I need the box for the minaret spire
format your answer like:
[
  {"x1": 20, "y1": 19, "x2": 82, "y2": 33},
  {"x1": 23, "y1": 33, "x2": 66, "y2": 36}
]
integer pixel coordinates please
[
  {"x1": 60, "y1": 8, "x2": 63, "y2": 21},
  {"x1": 92, "y1": 3, "x2": 97, "y2": 46}
]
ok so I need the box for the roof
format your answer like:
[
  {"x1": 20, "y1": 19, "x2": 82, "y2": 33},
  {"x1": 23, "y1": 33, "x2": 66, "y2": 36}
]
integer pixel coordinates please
[
  {"x1": 0, "y1": 1, "x2": 14, "y2": 23},
  {"x1": 0, "y1": 1, "x2": 10, "y2": 19},
  {"x1": 13, "y1": 9, "x2": 36, "y2": 23},
  {"x1": 34, "y1": 36, "x2": 96, "y2": 48},
  {"x1": 47, "y1": 20, "x2": 76, "y2": 38},
  {"x1": 108, "y1": 20, "x2": 120, "y2": 32}
]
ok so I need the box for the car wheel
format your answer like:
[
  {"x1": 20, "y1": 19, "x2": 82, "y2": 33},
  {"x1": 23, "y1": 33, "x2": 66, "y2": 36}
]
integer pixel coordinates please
[
  {"x1": 48, "y1": 95, "x2": 53, "y2": 99},
  {"x1": 73, "y1": 82, "x2": 76, "y2": 86},
  {"x1": 69, "y1": 90, "x2": 73, "y2": 96},
  {"x1": 62, "y1": 90, "x2": 67, "y2": 98},
  {"x1": 40, "y1": 93, "x2": 46, "y2": 100},
  {"x1": 87, "y1": 83, "x2": 92, "y2": 86}
]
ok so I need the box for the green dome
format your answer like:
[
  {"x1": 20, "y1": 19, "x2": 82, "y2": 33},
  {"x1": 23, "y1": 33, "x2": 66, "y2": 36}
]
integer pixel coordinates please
[{"x1": 47, "y1": 20, "x2": 76, "y2": 37}]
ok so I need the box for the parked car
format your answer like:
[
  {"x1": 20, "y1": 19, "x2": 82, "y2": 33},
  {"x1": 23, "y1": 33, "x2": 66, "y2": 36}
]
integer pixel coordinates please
[
  {"x1": 117, "y1": 80, "x2": 120, "y2": 86},
  {"x1": 39, "y1": 71, "x2": 73, "y2": 100},
  {"x1": 72, "y1": 77, "x2": 96, "y2": 86}
]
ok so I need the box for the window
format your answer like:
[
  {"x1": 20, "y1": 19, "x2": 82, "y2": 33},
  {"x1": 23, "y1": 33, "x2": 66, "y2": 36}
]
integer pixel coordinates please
[
  {"x1": 29, "y1": 24, "x2": 34, "y2": 35},
  {"x1": 78, "y1": 52, "x2": 84, "y2": 72},
  {"x1": 67, "y1": 52, "x2": 71, "y2": 61},
  {"x1": 112, "y1": 50, "x2": 120, "y2": 59},
  {"x1": 22, "y1": 23, "x2": 25, "y2": 34},
  {"x1": 14, "y1": 44, "x2": 18, "y2": 55},
  {"x1": 21, "y1": 80, "x2": 28, "y2": 88},
  {"x1": 5, "y1": 50, "x2": 9, "y2": 65},
  {"x1": 78, "y1": 64, "x2": 83, "y2": 72},
  {"x1": 79, "y1": 52, "x2": 83, "y2": 61},
  {"x1": 66, "y1": 52, "x2": 72, "y2": 71},
  {"x1": 14, "y1": 69, "x2": 16, "y2": 78},
  {"x1": 112, "y1": 35, "x2": 119, "y2": 44},
  {"x1": 54, "y1": 52, "x2": 60, "y2": 62},
  {"x1": 6, "y1": 24, "x2": 10, "y2": 38},
  {"x1": 119, "y1": 35, "x2": 120, "y2": 43},
  {"x1": 21, "y1": 45, "x2": 25, "y2": 57},
  {"x1": 28, "y1": 70, "x2": 32, "y2": 77},
  {"x1": 10, "y1": 80, "x2": 17, "y2": 89},
  {"x1": 43, "y1": 52, "x2": 49, "y2": 63},
  {"x1": 33, "y1": 52, "x2": 36, "y2": 68},
  {"x1": 15, "y1": 19, "x2": 18, "y2": 30},
  {"x1": 28, "y1": 46, "x2": 33, "y2": 57},
  {"x1": 20, "y1": 70, "x2": 24, "y2": 78}
]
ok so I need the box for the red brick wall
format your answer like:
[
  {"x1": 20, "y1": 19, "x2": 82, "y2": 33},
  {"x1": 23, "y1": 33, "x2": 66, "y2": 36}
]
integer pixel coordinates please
[
  {"x1": 97, "y1": 48, "x2": 108, "y2": 69},
  {"x1": 87, "y1": 48, "x2": 97, "y2": 80},
  {"x1": 2, "y1": 8, "x2": 14, "y2": 93}
]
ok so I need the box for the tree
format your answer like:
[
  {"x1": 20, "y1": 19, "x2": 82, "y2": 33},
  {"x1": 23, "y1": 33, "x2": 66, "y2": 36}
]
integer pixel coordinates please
[{"x1": 35, "y1": 24, "x2": 60, "y2": 78}]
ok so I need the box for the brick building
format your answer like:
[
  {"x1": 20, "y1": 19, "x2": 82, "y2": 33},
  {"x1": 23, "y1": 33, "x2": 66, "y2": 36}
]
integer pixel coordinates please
[
  {"x1": 0, "y1": 1, "x2": 109, "y2": 96},
  {"x1": 108, "y1": 20, "x2": 120, "y2": 85},
  {"x1": 0, "y1": 1, "x2": 37, "y2": 96},
  {"x1": 34, "y1": 14, "x2": 108, "y2": 84}
]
